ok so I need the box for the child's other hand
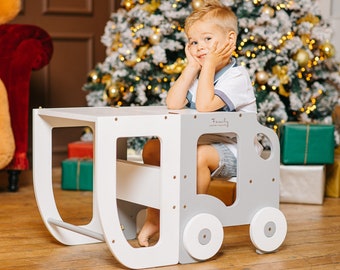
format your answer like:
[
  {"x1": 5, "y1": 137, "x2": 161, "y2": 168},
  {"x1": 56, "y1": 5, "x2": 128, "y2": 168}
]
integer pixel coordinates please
[
  {"x1": 206, "y1": 41, "x2": 235, "y2": 70},
  {"x1": 221, "y1": 40, "x2": 236, "y2": 61}
]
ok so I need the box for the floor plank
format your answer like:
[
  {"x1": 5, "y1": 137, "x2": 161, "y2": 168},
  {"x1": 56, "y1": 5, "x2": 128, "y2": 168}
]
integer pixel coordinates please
[{"x1": 0, "y1": 169, "x2": 340, "y2": 269}]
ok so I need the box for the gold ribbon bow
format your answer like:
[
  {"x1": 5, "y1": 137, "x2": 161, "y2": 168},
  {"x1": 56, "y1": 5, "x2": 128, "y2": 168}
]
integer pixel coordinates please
[
  {"x1": 162, "y1": 58, "x2": 187, "y2": 75},
  {"x1": 297, "y1": 13, "x2": 320, "y2": 26},
  {"x1": 272, "y1": 65, "x2": 290, "y2": 97}
]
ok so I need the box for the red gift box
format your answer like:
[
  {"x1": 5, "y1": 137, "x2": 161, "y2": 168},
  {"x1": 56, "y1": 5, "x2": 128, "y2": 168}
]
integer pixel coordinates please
[{"x1": 68, "y1": 141, "x2": 93, "y2": 159}]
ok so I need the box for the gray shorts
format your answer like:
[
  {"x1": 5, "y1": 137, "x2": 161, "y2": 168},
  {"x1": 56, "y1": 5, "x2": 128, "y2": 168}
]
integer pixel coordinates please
[{"x1": 210, "y1": 143, "x2": 237, "y2": 179}]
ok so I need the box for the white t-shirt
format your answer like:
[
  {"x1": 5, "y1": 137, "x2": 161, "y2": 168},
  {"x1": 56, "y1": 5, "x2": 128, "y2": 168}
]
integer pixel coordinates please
[
  {"x1": 186, "y1": 57, "x2": 256, "y2": 112},
  {"x1": 186, "y1": 57, "x2": 258, "y2": 157}
]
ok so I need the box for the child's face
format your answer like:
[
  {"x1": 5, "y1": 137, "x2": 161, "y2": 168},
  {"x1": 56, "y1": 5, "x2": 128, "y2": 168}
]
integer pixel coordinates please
[{"x1": 187, "y1": 20, "x2": 231, "y2": 66}]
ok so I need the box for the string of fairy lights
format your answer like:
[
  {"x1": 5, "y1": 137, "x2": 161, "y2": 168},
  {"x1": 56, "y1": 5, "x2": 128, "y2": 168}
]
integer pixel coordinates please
[{"x1": 233, "y1": 0, "x2": 336, "y2": 129}]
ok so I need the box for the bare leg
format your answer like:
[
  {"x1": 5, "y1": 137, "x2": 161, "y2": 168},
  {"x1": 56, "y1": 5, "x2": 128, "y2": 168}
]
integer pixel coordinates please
[
  {"x1": 138, "y1": 139, "x2": 160, "y2": 247},
  {"x1": 138, "y1": 141, "x2": 219, "y2": 246},
  {"x1": 196, "y1": 144, "x2": 219, "y2": 194},
  {"x1": 137, "y1": 207, "x2": 160, "y2": 247}
]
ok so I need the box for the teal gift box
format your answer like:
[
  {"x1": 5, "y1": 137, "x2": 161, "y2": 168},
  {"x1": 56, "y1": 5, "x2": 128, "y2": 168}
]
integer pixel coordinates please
[
  {"x1": 280, "y1": 123, "x2": 334, "y2": 165},
  {"x1": 61, "y1": 158, "x2": 93, "y2": 190}
]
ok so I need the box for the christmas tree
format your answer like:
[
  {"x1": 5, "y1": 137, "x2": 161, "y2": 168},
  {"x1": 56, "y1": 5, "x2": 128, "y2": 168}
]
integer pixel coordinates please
[{"x1": 83, "y1": 0, "x2": 340, "y2": 139}]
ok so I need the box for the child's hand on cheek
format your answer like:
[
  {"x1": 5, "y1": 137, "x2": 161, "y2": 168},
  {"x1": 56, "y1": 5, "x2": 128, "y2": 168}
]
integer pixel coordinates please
[
  {"x1": 185, "y1": 43, "x2": 201, "y2": 71},
  {"x1": 221, "y1": 40, "x2": 236, "y2": 62},
  {"x1": 205, "y1": 41, "x2": 221, "y2": 67},
  {"x1": 206, "y1": 41, "x2": 235, "y2": 70}
]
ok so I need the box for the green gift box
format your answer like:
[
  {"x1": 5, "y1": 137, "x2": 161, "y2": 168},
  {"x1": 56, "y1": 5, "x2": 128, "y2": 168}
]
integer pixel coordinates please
[
  {"x1": 61, "y1": 158, "x2": 93, "y2": 190},
  {"x1": 280, "y1": 123, "x2": 334, "y2": 165}
]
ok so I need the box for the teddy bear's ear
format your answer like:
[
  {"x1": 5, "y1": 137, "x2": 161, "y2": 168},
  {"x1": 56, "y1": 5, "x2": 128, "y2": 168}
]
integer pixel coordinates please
[{"x1": 0, "y1": 0, "x2": 21, "y2": 25}]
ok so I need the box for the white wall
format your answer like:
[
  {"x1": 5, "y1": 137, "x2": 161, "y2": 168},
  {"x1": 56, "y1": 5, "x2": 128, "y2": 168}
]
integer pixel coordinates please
[{"x1": 316, "y1": 0, "x2": 340, "y2": 62}]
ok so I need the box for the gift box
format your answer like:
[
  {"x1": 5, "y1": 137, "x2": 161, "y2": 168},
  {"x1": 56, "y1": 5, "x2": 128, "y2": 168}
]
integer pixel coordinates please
[
  {"x1": 207, "y1": 179, "x2": 236, "y2": 206},
  {"x1": 279, "y1": 123, "x2": 334, "y2": 165},
  {"x1": 61, "y1": 158, "x2": 93, "y2": 190},
  {"x1": 325, "y1": 146, "x2": 340, "y2": 198},
  {"x1": 68, "y1": 141, "x2": 93, "y2": 159},
  {"x1": 280, "y1": 165, "x2": 325, "y2": 204}
]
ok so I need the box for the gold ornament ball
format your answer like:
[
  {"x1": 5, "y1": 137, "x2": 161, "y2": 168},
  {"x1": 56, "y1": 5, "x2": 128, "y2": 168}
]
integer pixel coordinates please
[
  {"x1": 255, "y1": 70, "x2": 269, "y2": 85},
  {"x1": 122, "y1": 0, "x2": 135, "y2": 10},
  {"x1": 262, "y1": 5, "x2": 275, "y2": 17},
  {"x1": 320, "y1": 41, "x2": 335, "y2": 58},
  {"x1": 191, "y1": 0, "x2": 204, "y2": 10},
  {"x1": 106, "y1": 83, "x2": 121, "y2": 101},
  {"x1": 295, "y1": 49, "x2": 310, "y2": 67},
  {"x1": 87, "y1": 70, "x2": 100, "y2": 83},
  {"x1": 148, "y1": 32, "x2": 162, "y2": 45}
]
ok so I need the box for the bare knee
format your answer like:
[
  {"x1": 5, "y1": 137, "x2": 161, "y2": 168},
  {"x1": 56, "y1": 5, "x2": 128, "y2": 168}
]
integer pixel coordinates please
[
  {"x1": 196, "y1": 144, "x2": 219, "y2": 171},
  {"x1": 142, "y1": 138, "x2": 160, "y2": 166}
]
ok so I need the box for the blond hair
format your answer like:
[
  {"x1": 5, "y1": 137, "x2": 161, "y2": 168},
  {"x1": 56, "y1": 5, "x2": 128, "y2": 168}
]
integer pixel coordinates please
[{"x1": 184, "y1": 0, "x2": 238, "y2": 35}]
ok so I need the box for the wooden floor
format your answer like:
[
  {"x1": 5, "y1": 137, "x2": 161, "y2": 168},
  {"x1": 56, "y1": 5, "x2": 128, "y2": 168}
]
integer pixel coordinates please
[{"x1": 1, "y1": 169, "x2": 340, "y2": 270}]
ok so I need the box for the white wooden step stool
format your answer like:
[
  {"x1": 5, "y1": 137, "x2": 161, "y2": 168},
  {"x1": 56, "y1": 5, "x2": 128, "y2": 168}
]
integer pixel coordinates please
[{"x1": 33, "y1": 106, "x2": 287, "y2": 269}]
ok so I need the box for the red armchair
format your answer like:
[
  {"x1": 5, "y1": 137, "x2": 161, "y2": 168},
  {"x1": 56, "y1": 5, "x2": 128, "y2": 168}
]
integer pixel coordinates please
[{"x1": 0, "y1": 24, "x2": 53, "y2": 191}]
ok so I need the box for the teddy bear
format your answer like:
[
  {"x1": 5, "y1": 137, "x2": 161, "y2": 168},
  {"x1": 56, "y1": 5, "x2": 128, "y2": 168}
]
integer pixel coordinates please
[{"x1": 0, "y1": 0, "x2": 21, "y2": 169}]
